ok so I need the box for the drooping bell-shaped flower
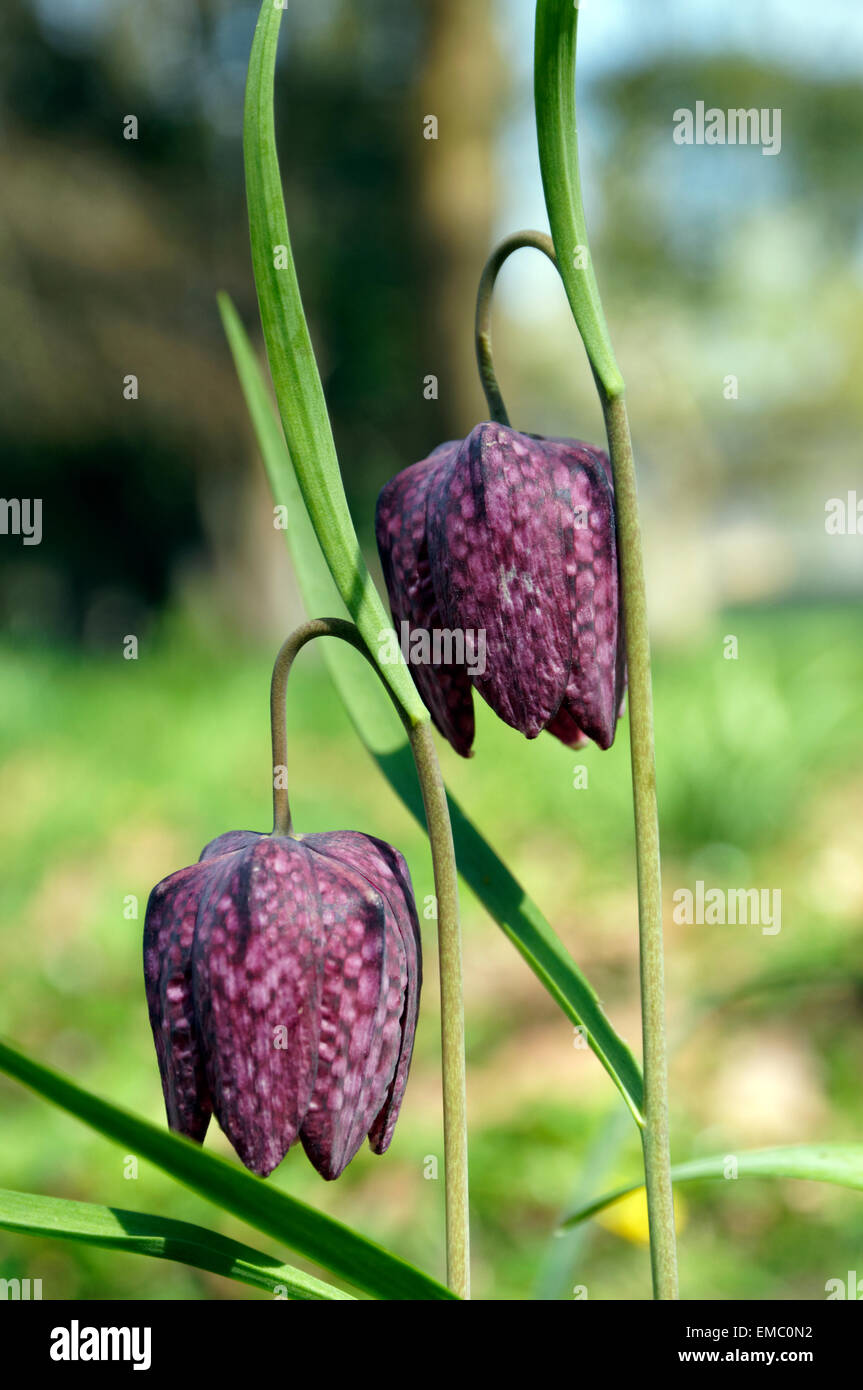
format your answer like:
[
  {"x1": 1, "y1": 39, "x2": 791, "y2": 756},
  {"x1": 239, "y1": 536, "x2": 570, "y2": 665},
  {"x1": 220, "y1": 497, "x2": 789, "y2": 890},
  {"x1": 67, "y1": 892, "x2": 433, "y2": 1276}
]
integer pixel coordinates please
[
  {"x1": 376, "y1": 422, "x2": 626, "y2": 757},
  {"x1": 143, "y1": 827, "x2": 421, "y2": 1180}
]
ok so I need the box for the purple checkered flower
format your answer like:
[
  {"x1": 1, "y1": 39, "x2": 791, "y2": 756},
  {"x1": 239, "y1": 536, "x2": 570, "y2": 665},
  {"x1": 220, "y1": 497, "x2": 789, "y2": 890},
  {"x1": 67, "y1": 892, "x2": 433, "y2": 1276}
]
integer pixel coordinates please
[
  {"x1": 143, "y1": 827, "x2": 421, "y2": 1179},
  {"x1": 376, "y1": 422, "x2": 626, "y2": 757}
]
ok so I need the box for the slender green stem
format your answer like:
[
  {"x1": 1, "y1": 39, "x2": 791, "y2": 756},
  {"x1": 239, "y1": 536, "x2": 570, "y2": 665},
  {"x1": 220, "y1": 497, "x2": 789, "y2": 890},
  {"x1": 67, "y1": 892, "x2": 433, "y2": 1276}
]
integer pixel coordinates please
[
  {"x1": 270, "y1": 619, "x2": 414, "y2": 835},
  {"x1": 475, "y1": 230, "x2": 557, "y2": 426},
  {"x1": 270, "y1": 632, "x2": 301, "y2": 837},
  {"x1": 407, "y1": 720, "x2": 470, "y2": 1301},
  {"x1": 268, "y1": 619, "x2": 470, "y2": 1298},
  {"x1": 603, "y1": 395, "x2": 677, "y2": 1300},
  {"x1": 534, "y1": 0, "x2": 677, "y2": 1297}
]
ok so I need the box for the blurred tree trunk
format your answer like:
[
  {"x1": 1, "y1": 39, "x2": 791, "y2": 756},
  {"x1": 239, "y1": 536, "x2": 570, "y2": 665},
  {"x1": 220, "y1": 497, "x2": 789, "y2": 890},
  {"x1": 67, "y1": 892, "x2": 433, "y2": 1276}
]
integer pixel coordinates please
[
  {"x1": 413, "y1": 0, "x2": 504, "y2": 437},
  {"x1": 0, "y1": 0, "x2": 505, "y2": 642}
]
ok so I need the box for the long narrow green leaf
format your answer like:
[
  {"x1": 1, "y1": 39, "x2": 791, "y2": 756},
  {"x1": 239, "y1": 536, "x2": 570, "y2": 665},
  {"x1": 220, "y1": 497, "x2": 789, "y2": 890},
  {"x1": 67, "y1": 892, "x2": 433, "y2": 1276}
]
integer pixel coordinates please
[
  {"x1": 0, "y1": 1189, "x2": 353, "y2": 1300},
  {"x1": 561, "y1": 1145, "x2": 863, "y2": 1229},
  {"x1": 0, "y1": 1039, "x2": 455, "y2": 1300},
  {"x1": 534, "y1": 0, "x2": 624, "y2": 396},
  {"x1": 243, "y1": 0, "x2": 423, "y2": 722},
  {"x1": 218, "y1": 293, "x2": 645, "y2": 1125}
]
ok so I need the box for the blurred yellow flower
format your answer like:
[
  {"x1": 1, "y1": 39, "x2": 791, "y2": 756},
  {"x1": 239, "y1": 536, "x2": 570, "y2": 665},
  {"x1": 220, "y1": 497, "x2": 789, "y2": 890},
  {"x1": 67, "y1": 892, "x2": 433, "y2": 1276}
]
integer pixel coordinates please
[{"x1": 596, "y1": 1188, "x2": 688, "y2": 1246}]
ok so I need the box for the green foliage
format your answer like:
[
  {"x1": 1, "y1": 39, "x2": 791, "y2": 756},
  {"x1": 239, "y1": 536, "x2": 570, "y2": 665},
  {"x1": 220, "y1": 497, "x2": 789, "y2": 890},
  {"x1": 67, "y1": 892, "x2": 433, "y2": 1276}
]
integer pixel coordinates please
[
  {"x1": 243, "y1": 1, "x2": 424, "y2": 721},
  {"x1": 0, "y1": 1189, "x2": 353, "y2": 1299},
  {"x1": 654, "y1": 606, "x2": 863, "y2": 854},
  {"x1": 534, "y1": 0, "x2": 623, "y2": 396},
  {"x1": 1, "y1": 604, "x2": 862, "y2": 1297},
  {"x1": 0, "y1": 1040, "x2": 454, "y2": 1300},
  {"x1": 563, "y1": 1146, "x2": 863, "y2": 1229}
]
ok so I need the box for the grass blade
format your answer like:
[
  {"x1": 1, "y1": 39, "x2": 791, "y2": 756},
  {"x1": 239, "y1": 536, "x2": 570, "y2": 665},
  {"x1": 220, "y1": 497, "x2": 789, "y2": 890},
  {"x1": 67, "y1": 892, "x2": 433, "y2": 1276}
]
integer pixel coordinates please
[
  {"x1": 0, "y1": 1188, "x2": 353, "y2": 1300},
  {"x1": 0, "y1": 1038, "x2": 456, "y2": 1300},
  {"x1": 218, "y1": 294, "x2": 645, "y2": 1125},
  {"x1": 534, "y1": 0, "x2": 623, "y2": 396},
  {"x1": 560, "y1": 1144, "x2": 863, "y2": 1228},
  {"x1": 243, "y1": 0, "x2": 423, "y2": 722}
]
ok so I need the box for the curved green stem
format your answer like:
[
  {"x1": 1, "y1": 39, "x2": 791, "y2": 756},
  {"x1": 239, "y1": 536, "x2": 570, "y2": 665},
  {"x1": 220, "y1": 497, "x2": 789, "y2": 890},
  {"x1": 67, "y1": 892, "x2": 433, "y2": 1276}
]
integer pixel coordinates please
[
  {"x1": 535, "y1": 0, "x2": 677, "y2": 1298},
  {"x1": 268, "y1": 619, "x2": 470, "y2": 1299},
  {"x1": 475, "y1": 230, "x2": 558, "y2": 426},
  {"x1": 269, "y1": 620, "x2": 395, "y2": 836}
]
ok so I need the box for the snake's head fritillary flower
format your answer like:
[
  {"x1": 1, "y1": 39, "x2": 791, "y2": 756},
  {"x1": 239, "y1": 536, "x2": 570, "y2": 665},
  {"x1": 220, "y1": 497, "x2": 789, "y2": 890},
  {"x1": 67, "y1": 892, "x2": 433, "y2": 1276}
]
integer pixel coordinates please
[
  {"x1": 143, "y1": 827, "x2": 421, "y2": 1180},
  {"x1": 375, "y1": 422, "x2": 626, "y2": 757}
]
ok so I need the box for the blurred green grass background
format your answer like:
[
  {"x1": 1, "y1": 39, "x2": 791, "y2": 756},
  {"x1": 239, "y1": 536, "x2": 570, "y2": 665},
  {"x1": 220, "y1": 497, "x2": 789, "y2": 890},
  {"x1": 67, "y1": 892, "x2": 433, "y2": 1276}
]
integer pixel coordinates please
[{"x1": 1, "y1": 602, "x2": 862, "y2": 1299}]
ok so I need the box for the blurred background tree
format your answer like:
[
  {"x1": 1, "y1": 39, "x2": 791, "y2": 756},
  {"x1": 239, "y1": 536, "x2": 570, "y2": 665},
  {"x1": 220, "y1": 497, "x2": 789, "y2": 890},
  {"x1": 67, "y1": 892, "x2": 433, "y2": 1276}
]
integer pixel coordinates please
[
  {"x1": 1, "y1": 0, "x2": 860, "y2": 645},
  {"x1": 0, "y1": 0, "x2": 500, "y2": 643}
]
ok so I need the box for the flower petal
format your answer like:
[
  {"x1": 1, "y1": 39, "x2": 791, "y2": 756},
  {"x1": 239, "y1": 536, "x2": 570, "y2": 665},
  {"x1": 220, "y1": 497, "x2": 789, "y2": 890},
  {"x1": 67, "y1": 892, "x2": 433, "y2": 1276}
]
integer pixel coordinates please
[
  {"x1": 191, "y1": 837, "x2": 324, "y2": 1177},
  {"x1": 306, "y1": 832, "x2": 421, "y2": 1155},
  {"x1": 545, "y1": 437, "x2": 622, "y2": 749},
  {"x1": 545, "y1": 704, "x2": 590, "y2": 750},
  {"x1": 199, "y1": 830, "x2": 264, "y2": 861},
  {"x1": 143, "y1": 862, "x2": 213, "y2": 1143},
  {"x1": 299, "y1": 850, "x2": 404, "y2": 1180},
  {"x1": 427, "y1": 424, "x2": 573, "y2": 738},
  {"x1": 376, "y1": 445, "x2": 475, "y2": 756}
]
